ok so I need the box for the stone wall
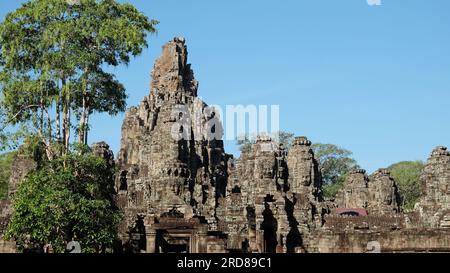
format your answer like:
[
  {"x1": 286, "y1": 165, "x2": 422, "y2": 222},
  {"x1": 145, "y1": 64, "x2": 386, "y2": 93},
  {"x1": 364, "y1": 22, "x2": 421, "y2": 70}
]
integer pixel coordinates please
[
  {"x1": 0, "y1": 200, "x2": 16, "y2": 253},
  {"x1": 8, "y1": 151, "x2": 37, "y2": 198},
  {"x1": 312, "y1": 229, "x2": 450, "y2": 253},
  {"x1": 0, "y1": 201, "x2": 11, "y2": 235}
]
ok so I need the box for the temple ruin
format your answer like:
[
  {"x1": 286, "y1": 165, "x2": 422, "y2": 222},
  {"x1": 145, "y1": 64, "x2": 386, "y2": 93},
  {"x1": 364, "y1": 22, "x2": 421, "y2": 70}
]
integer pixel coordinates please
[
  {"x1": 1, "y1": 37, "x2": 450, "y2": 253},
  {"x1": 113, "y1": 38, "x2": 450, "y2": 253}
]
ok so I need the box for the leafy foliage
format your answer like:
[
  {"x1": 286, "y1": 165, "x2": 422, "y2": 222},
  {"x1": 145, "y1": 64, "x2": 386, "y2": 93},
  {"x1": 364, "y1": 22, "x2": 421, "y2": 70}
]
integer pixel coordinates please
[
  {"x1": 277, "y1": 131, "x2": 295, "y2": 150},
  {"x1": 388, "y1": 161, "x2": 424, "y2": 212},
  {"x1": 0, "y1": 108, "x2": 31, "y2": 152},
  {"x1": 5, "y1": 148, "x2": 121, "y2": 253},
  {"x1": 321, "y1": 174, "x2": 346, "y2": 199},
  {"x1": 312, "y1": 143, "x2": 359, "y2": 198},
  {"x1": 0, "y1": 0, "x2": 158, "y2": 157},
  {"x1": 236, "y1": 131, "x2": 295, "y2": 154},
  {"x1": 236, "y1": 135, "x2": 253, "y2": 154},
  {"x1": 0, "y1": 0, "x2": 158, "y2": 253}
]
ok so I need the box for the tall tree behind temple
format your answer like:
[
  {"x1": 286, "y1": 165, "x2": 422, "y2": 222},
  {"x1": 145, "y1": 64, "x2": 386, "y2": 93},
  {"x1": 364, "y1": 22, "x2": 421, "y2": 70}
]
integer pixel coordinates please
[
  {"x1": 0, "y1": 0, "x2": 158, "y2": 159},
  {"x1": 311, "y1": 143, "x2": 360, "y2": 198},
  {"x1": 388, "y1": 161, "x2": 424, "y2": 211},
  {"x1": 236, "y1": 131, "x2": 295, "y2": 154}
]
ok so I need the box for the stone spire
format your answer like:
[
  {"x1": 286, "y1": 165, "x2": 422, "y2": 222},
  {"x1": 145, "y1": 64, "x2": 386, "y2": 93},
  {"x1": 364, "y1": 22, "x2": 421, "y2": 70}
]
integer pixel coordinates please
[
  {"x1": 150, "y1": 37, "x2": 198, "y2": 96},
  {"x1": 335, "y1": 169, "x2": 369, "y2": 209},
  {"x1": 117, "y1": 38, "x2": 231, "y2": 252},
  {"x1": 415, "y1": 146, "x2": 450, "y2": 228},
  {"x1": 287, "y1": 136, "x2": 322, "y2": 197},
  {"x1": 368, "y1": 168, "x2": 400, "y2": 214}
]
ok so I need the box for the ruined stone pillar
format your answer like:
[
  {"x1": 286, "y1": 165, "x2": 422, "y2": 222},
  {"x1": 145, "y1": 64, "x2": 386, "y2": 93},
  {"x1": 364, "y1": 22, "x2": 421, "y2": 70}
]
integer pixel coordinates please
[
  {"x1": 248, "y1": 228, "x2": 257, "y2": 252},
  {"x1": 145, "y1": 229, "x2": 157, "y2": 253},
  {"x1": 256, "y1": 230, "x2": 265, "y2": 253},
  {"x1": 196, "y1": 228, "x2": 208, "y2": 253}
]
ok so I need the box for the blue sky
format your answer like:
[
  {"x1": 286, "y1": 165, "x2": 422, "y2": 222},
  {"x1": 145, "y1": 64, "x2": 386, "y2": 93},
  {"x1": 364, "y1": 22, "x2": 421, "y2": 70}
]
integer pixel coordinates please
[{"x1": 1, "y1": 0, "x2": 450, "y2": 173}]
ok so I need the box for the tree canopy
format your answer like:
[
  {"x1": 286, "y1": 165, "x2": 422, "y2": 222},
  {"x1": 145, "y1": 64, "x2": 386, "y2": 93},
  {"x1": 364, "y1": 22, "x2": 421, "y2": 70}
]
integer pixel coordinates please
[
  {"x1": 0, "y1": 0, "x2": 157, "y2": 253},
  {"x1": 311, "y1": 143, "x2": 360, "y2": 198},
  {"x1": 0, "y1": 0, "x2": 158, "y2": 158},
  {"x1": 388, "y1": 161, "x2": 424, "y2": 211},
  {"x1": 236, "y1": 131, "x2": 295, "y2": 154}
]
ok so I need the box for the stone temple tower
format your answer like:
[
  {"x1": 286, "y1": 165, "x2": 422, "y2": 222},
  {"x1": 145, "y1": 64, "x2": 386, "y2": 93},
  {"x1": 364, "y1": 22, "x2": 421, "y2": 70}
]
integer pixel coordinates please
[
  {"x1": 415, "y1": 146, "x2": 450, "y2": 228},
  {"x1": 287, "y1": 136, "x2": 323, "y2": 198},
  {"x1": 368, "y1": 168, "x2": 400, "y2": 214},
  {"x1": 335, "y1": 168, "x2": 401, "y2": 215},
  {"x1": 285, "y1": 137, "x2": 325, "y2": 248},
  {"x1": 335, "y1": 169, "x2": 370, "y2": 210},
  {"x1": 116, "y1": 38, "x2": 327, "y2": 253},
  {"x1": 117, "y1": 38, "x2": 231, "y2": 253}
]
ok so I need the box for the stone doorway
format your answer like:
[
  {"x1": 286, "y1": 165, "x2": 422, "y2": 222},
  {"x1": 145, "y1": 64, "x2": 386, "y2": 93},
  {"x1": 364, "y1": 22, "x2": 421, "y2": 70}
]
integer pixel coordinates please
[{"x1": 156, "y1": 230, "x2": 190, "y2": 253}]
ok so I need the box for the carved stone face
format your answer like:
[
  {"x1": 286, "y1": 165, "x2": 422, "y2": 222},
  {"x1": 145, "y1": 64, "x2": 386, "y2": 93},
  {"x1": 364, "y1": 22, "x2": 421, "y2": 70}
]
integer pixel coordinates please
[
  {"x1": 262, "y1": 167, "x2": 272, "y2": 178},
  {"x1": 301, "y1": 174, "x2": 312, "y2": 186},
  {"x1": 384, "y1": 196, "x2": 392, "y2": 205}
]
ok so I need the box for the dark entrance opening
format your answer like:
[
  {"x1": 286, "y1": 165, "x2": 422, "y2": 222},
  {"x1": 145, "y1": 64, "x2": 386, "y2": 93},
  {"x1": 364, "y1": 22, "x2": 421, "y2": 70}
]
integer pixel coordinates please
[
  {"x1": 261, "y1": 202, "x2": 278, "y2": 253},
  {"x1": 156, "y1": 230, "x2": 190, "y2": 253}
]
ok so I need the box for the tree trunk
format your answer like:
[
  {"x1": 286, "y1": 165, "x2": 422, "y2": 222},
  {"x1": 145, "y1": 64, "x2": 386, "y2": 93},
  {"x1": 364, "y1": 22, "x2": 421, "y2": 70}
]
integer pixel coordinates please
[
  {"x1": 62, "y1": 84, "x2": 67, "y2": 154},
  {"x1": 78, "y1": 92, "x2": 86, "y2": 144},
  {"x1": 62, "y1": 79, "x2": 70, "y2": 156},
  {"x1": 46, "y1": 89, "x2": 52, "y2": 150},
  {"x1": 65, "y1": 90, "x2": 71, "y2": 156},
  {"x1": 38, "y1": 89, "x2": 52, "y2": 160},
  {"x1": 84, "y1": 105, "x2": 90, "y2": 145},
  {"x1": 44, "y1": 107, "x2": 53, "y2": 161},
  {"x1": 56, "y1": 90, "x2": 61, "y2": 148},
  {"x1": 78, "y1": 70, "x2": 89, "y2": 145},
  {"x1": 39, "y1": 91, "x2": 44, "y2": 140}
]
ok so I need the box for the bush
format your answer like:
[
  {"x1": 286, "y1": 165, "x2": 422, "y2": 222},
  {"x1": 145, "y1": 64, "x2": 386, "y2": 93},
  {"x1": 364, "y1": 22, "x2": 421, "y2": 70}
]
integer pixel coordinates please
[{"x1": 5, "y1": 149, "x2": 121, "y2": 253}]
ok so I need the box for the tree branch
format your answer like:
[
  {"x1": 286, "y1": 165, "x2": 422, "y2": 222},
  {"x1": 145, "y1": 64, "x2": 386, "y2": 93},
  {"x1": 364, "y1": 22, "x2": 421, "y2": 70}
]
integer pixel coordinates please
[{"x1": 0, "y1": 104, "x2": 42, "y2": 131}]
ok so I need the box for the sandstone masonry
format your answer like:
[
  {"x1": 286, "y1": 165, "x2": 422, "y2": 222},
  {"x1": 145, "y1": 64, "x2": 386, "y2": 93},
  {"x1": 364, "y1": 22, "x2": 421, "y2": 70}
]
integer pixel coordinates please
[{"x1": 115, "y1": 38, "x2": 450, "y2": 253}]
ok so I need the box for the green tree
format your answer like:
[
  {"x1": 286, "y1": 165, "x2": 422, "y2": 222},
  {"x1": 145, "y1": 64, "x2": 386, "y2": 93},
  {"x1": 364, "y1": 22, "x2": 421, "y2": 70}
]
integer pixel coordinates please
[
  {"x1": 312, "y1": 143, "x2": 359, "y2": 198},
  {"x1": 0, "y1": 0, "x2": 158, "y2": 157},
  {"x1": 321, "y1": 176, "x2": 346, "y2": 199},
  {"x1": 236, "y1": 134, "x2": 252, "y2": 154},
  {"x1": 236, "y1": 131, "x2": 295, "y2": 154},
  {"x1": 5, "y1": 147, "x2": 121, "y2": 253},
  {"x1": 388, "y1": 161, "x2": 424, "y2": 212},
  {"x1": 278, "y1": 131, "x2": 295, "y2": 150},
  {"x1": 0, "y1": 151, "x2": 17, "y2": 200}
]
